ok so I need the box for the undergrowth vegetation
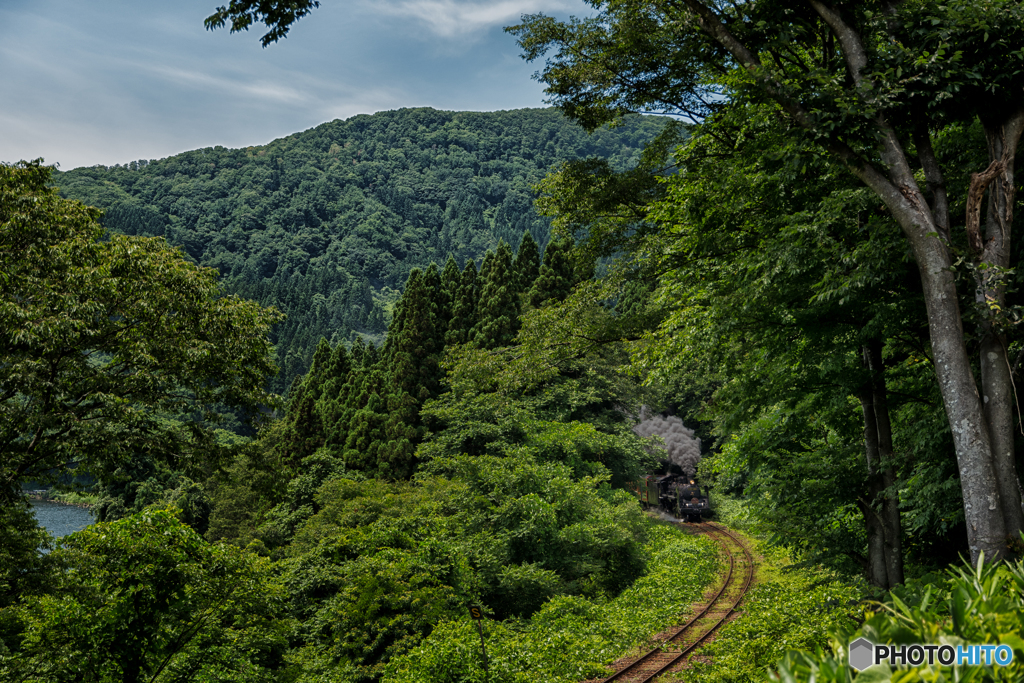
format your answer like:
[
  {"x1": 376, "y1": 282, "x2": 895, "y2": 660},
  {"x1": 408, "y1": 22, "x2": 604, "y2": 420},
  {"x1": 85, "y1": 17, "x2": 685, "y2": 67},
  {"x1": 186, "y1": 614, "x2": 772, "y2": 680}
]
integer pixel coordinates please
[
  {"x1": 775, "y1": 552, "x2": 1024, "y2": 682},
  {"x1": 270, "y1": 458, "x2": 724, "y2": 682},
  {"x1": 384, "y1": 522, "x2": 719, "y2": 683}
]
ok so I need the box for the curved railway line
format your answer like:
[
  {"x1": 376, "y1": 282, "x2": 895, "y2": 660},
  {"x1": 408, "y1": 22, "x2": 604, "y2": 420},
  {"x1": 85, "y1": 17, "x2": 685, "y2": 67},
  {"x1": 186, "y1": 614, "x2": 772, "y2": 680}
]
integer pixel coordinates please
[{"x1": 597, "y1": 521, "x2": 755, "y2": 683}]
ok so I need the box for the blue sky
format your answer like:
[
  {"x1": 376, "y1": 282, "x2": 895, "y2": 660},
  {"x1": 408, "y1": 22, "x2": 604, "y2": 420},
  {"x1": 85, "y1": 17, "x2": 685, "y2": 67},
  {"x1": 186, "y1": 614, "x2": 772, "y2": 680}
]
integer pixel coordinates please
[{"x1": 1, "y1": 0, "x2": 582, "y2": 170}]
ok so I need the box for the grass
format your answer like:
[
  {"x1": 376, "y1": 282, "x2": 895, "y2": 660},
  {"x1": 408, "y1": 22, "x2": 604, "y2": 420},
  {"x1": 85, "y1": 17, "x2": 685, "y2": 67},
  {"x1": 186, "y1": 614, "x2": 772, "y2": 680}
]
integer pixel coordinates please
[
  {"x1": 49, "y1": 490, "x2": 99, "y2": 507},
  {"x1": 658, "y1": 517, "x2": 862, "y2": 683}
]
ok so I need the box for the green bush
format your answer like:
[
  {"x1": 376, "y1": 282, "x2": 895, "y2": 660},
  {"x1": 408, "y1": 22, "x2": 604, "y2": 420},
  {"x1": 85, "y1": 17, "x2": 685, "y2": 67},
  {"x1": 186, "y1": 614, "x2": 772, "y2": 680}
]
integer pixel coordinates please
[
  {"x1": 1, "y1": 509, "x2": 290, "y2": 682},
  {"x1": 384, "y1": 523, "x2": 719, "y2": 683},
  {"x1": 708, "y1": 492, "x2": 755, "y2": 533},
  {"x1": 279, "y1": 454, "x2": 666, "y2": 680}
]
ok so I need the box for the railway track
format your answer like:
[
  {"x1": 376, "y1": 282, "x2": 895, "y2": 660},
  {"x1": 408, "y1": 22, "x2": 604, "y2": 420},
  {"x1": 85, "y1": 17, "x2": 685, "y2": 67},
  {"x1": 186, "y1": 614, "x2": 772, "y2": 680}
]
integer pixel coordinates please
[{"x1": 597, "y1": 521, "x2": 755, "y2": 683}]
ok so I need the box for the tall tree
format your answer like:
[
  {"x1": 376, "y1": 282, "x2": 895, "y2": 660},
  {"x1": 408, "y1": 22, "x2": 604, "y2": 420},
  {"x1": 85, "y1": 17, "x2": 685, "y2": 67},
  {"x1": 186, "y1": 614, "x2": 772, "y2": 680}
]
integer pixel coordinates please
[
  {"x1": 439, "y1": 255, "x2": 461, "y2": 324},
  {"x1": 317, "y1": 269, "x2": 447, "y2": 479},
  {"x1": 858, "y1": 339, "x2": 904, "y2": 588},
  {"x1": 446, "y1": 260, "x2": 480, "y2": 347},
  {"x1": 528, "y1": 237, "x2": 576, "y2": 308},
  {"x1": 273, "y1": 345, "x2": 326, "y2": 466},
  {"x1": 474, "y1": 241, "x2": 521, "y2": 350},
  {"x1": 510, "y1": 0, "x2": 1024, "y2": 561},
  {"x1": 386, "y1": 268, "x2": 445, "y2": 405},
  {"x1": 0, "y1": 162, "x2": 281, "y2": 502},
  {"x1": 513, "y1": 230, "x2": 542, "y2": 294},
  {"x1": 648, "y1": 111, "x2": 920, "y2": 585},
  {"x1": 422, "y1": 262, "x2": 448, "y2": 342}
]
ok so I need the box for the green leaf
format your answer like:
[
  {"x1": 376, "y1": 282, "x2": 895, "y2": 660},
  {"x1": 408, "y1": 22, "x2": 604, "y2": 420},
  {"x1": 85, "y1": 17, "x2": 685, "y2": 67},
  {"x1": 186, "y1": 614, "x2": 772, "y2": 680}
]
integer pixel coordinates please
[{"x1": 855, "y1": 664, "x2": 893, "y2": 682}]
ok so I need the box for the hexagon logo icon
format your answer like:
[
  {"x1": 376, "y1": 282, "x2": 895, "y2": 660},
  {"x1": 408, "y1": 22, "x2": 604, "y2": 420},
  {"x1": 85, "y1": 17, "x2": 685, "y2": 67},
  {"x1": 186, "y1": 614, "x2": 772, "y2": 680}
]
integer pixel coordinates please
[{"x1": 849, "y1": 637, "x2": 875, "y2": 671}]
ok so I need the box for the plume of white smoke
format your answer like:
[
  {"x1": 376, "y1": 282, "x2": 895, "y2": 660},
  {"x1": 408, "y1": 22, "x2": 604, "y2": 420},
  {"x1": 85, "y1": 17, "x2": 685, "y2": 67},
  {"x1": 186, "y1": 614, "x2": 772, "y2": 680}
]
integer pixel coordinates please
[{"x1": 633, "y1": 408, "x2": 702, "y2": 476}]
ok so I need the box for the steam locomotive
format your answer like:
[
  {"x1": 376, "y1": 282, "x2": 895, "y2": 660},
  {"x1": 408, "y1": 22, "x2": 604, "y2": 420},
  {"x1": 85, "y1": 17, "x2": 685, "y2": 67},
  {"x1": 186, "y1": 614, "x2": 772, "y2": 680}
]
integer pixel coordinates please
[{"x1": 632, "y1": 472, "x2": 712, "y2": 522}]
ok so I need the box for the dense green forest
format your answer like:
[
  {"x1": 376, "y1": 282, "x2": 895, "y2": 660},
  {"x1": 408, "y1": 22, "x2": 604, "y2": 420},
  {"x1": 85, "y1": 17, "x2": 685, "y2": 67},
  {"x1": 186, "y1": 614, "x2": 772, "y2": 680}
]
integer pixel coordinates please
[
  {"x1": 55, "y1": 108, "x2": 665, "y2": 394},
  {"x1": 7, "y1": 1, "x2": 1024, "y2": 682}
]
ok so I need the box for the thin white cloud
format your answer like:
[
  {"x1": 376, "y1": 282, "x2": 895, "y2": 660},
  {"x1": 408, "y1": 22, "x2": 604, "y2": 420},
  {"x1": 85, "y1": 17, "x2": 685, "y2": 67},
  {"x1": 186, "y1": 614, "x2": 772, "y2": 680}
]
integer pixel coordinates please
[
  {"x1": 150, "y1": 65, "x2": 310, "y2": 105},
  {"x1": 370, "y1": 0, "x2": 580, "y2": 38},
  {"x1": 146, "y1": 62, "x2": 410, "y2": 120}
]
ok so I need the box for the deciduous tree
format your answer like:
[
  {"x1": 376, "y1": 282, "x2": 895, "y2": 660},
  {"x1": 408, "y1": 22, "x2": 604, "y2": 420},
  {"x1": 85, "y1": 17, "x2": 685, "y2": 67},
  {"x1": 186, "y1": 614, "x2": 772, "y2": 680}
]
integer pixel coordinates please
[
  {"x1": 0, "y1": 162, "x2": 282, "y2": 502},
  {"x1": 3, "y1": 510, "x2": 287, "y2": 682},
  {"x1": 510, "y1": 0, "x2": 1024, "y2": 562}
]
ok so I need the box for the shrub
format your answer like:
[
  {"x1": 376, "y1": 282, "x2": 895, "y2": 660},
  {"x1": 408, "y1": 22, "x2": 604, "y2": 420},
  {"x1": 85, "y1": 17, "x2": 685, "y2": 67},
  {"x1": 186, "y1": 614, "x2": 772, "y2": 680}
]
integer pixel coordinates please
[{"x1": 384, "y1": 523, "x2": 719, "y2": 683}]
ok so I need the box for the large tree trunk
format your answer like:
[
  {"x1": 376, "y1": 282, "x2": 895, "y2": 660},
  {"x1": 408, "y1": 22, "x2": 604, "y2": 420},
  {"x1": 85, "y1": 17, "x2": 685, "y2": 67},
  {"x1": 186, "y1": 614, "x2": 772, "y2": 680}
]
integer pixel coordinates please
[
  {"x1": 858, "y1": 385, "x2": 888, "y2": 588},
  {"x1": 857, "y1": 494, "x2": 890, "y2": 588},
  {"x1": 793, "y1": 2, "x2": 1012, "y2": 564},
  {"x1": 912, "y1": 232, "x2": 1008, "y2": 561},
  {"x1": 975, "y1": 112, "x2": 1024, "y2": 540}
]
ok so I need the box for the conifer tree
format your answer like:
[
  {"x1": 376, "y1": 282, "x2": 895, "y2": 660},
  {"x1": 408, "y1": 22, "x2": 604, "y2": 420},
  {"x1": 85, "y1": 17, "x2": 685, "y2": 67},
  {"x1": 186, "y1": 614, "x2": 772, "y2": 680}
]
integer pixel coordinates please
[
  {"x1": 325, "y1": 269, "x2": 446, "y2": 478},
  {"x1": 479, "y1": 250, "x2": 494, "y2": 283},
  {"x1": 440, "y1": 256, "x2": 461, "y2": 327},
  {"x1": 349, "y1": 336, "x2": 368, "y2": 369},
  {"x1": 340, "y1": 372, "x2": 388, "y2": 472},
  {"x1": 513, "y1": 230, "x2": 541, "y2": 294},
  {"x1": 275, "y1": 338, "x2": 333, "y2": 465},
  {"x1": 446, "y1": 260, "x2": 479, "y2": 347},
  {"x1": 363, "y1": 340, "x2": 379, "y2": 367},
  {"x1": 325, "y1": 340, "x2": 351, "y2": 381},
  {"x1": 378, "y1": 390, "x2": 420, "y2": 479},
  {"x1": 313, "y1": 342, "x2": 354, "y2": 458},
  {"x1": 386, "y1": 268, "x2": 444, "y2": 403},
  {"x1": 423, "y1": 262, "x2": 448, "y2": 341},
  {"x1": 528, "y1": 237, "x2": 576, "y2": 308},
  {"x1": 473, "y1": 241, "x2": 520, "y2": 349}
]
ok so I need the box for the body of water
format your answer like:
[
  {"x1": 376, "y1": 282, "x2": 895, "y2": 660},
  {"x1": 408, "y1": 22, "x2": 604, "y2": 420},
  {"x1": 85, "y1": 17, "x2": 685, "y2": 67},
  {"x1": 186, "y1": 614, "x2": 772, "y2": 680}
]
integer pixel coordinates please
[{"x1": 30, "y1": 500, "x2": 95, "y2": 538}]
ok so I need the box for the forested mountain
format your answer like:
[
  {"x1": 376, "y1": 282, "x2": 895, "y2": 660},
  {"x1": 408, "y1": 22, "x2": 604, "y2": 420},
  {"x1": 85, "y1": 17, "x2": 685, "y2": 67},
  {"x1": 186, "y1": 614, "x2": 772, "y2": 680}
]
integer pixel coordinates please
[
  {"x1": 55, "y1": 107, "x2": 665, "y2": 392},
  {"x1": 9, "y1": 2, "x2": 1024, "y2": 680}
]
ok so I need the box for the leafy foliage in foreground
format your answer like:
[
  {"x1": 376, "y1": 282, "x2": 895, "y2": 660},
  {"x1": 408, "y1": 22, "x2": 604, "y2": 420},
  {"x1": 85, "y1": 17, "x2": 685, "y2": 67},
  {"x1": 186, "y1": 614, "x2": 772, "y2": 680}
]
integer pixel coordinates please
[
  {"x1": 0, "y1": 161, "x2": 281, "y2": 503},
  {"x1": 776, "y1": 551, "x2": 1024, "y2": 682},
  {"x1": 1, "y1": 510, "x2": 289, "y2": 683}
]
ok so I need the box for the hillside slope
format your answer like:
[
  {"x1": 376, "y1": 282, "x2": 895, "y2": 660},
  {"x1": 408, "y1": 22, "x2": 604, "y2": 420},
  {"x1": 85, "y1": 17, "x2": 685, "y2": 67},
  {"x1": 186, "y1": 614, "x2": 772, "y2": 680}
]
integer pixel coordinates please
[{"x1": 56, "y1": 107, "x2": 665, "y2": 393}]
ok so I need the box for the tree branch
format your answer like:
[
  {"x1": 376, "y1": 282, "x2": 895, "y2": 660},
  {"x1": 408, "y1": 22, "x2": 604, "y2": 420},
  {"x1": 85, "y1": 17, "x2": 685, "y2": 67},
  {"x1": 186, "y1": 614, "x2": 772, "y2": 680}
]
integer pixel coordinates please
[{"x1": 913, "y1": 122, "x2": 951, "y2": 241}]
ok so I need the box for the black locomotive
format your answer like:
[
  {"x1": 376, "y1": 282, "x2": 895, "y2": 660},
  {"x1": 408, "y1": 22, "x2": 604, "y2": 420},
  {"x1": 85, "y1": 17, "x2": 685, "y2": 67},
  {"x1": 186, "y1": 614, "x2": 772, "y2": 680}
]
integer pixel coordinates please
[{"x1": 632, "y1": 472, "x2": 712, "y2": 522}]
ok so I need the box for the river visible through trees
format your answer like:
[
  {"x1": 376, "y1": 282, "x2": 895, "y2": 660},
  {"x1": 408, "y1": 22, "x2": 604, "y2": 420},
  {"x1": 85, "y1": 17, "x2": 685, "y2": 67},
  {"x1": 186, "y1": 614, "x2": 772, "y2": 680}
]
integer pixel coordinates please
[{"x1": 30, "y1": 500, "x2": 94, "y2": 538}]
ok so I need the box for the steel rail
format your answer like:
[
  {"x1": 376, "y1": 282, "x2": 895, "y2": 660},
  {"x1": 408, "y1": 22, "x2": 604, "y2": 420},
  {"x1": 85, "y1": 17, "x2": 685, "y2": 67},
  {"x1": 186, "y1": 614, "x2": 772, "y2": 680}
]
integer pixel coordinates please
[
  {"x1": 598, "y1": 521, "x2": 754, "y2": 683},
  {"x1": 598, "y1": 522, "x2": 734, "y2": 683},
  {"x1": 640, "y1": 523, "x2": 754, "y2": 682}
]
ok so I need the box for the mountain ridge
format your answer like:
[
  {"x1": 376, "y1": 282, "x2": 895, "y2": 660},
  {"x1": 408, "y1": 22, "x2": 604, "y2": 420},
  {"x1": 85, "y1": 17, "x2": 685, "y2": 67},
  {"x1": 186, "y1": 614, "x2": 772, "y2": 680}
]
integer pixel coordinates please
[{"x1": 55, "y1": 106, "x2": 666, "y2": 392}]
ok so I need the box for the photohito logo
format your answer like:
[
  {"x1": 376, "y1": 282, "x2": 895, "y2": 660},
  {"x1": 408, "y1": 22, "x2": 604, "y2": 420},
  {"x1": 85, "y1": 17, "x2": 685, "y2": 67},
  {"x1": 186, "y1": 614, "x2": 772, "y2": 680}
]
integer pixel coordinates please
[{"x1": 849, "y1": 638, "x2": 1014, "y2": 671}]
